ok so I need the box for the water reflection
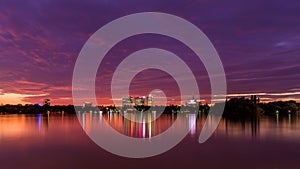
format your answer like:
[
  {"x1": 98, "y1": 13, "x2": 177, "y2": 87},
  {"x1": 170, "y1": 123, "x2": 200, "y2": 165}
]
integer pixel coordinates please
[
  {"x1": 1, "y1": 113, "x2": 300, "y2": 169},
  {"x1": 76, "y1": 112, "x2": 300, "y2": 141},
  {"x1": 214, "y1": 113, "x2": 300, "y2": 140},
  {"x1": 0, "y1": 113, "x2": 67, "y2": 142},
  {"x1": 79, "y1": 112, "x2": 177, "y2": 138},
  {"x1": 1, "y1": 112, "x2": 300, "y2": 142},
  {"x1": 188, "y1": 114, "x2": 196, "y2": 136}
]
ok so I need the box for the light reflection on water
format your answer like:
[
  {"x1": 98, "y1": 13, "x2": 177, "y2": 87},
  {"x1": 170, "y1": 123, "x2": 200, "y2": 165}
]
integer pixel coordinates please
[
  {"x1": 1, "y1": 113, "x2": 300, "y2": 142},
  {"x1": 1, "y1": 113, "x2": 300, "y2": 169},
  {"x1": 77, "y1": 112, "x2": 300, "y2": 141}
]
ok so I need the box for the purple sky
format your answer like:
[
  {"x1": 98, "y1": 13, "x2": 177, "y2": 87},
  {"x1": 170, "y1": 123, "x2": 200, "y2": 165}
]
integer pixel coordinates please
[{"x1": 0, "y1": 0, "x2": 299, "y2": 105}]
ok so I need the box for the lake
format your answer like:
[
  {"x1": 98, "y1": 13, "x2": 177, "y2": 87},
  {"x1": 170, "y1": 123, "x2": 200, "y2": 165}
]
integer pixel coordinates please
[{"x1": 0, "y1": 112, "x2": 300, "y2": 169}]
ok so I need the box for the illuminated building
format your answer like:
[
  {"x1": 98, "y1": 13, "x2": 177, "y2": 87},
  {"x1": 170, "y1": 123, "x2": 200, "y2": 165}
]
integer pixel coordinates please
[
  {"x1": 123, "y1": 95, "x2": 153, "y2": 107},
  {"x1": 147, "y1": 94, "x2": 153, "y2": 106},
  {"x1": 122, "y1": 96, "x2": 133, "y2": 107},
  {"x1": 134, "y1": 96, "x2": 145, "y2": 106},
  {"x1": 186, "y1": 96, "x2": 197, "y2": 108}
]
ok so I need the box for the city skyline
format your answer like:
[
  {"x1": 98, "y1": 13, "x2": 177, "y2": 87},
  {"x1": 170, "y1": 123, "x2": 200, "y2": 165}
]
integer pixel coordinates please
[
  {"x1": 0, "y1": 0, "x2": 300, "y2": 105},
  {"x1": 1, "y1": 94, "x2": 297, "y2": 107}
]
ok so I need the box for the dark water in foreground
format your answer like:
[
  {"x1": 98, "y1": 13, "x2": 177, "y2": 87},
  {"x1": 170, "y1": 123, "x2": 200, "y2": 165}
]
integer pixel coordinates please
[{"x1": 1, "y1": 113, "x2": 300, "y2": 169}]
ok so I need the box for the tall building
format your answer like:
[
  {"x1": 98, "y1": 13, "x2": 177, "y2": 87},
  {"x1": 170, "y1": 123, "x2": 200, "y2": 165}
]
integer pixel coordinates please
[
  {"x1": 147, "y1": 94, "x2": 153, "y2": 106},
  {"x1": 122, "y1": 96, "x2": 133, "y2": 107},
  {"x1": 134, "y1": 96, "x2": 145, "y2": 106},
  {"x1": 43, "y1": 99, "x2": 51, "y2": 106},
  {"x1": 186, "y1": 96, "x2": 197, "y2": 108}
]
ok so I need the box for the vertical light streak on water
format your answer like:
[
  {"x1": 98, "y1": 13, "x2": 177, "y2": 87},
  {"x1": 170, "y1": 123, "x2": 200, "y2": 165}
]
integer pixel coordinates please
[
  {"x1": 143, "y1": 116, "x2": 146, "y2": 138},
  {"x1": 82, "y1": 113, "x2": 86, "y2": 130},
  {"x1": 189, "y1": 114, "x2": 196, "y2": 135},
  {"x1": 99, "y1": 112, "x2": 102, "y2": 123},
  {"x1": 37, "y1": 114, "x2": 42, "y2": 133},
  {"x1": 148, "y1": 113, "x2": 152, "y2": 139}
]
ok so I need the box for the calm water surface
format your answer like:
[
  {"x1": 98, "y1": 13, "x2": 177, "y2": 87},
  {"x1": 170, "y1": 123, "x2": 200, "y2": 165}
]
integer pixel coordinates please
[{"x1": 1, "y1": 113, "x2": 300, "y2": 169}]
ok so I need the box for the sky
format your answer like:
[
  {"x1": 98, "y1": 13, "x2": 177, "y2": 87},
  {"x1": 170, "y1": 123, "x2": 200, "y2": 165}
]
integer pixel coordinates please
[{"x1": 0, "y1": 0, "x2": 299, "y2": 105}]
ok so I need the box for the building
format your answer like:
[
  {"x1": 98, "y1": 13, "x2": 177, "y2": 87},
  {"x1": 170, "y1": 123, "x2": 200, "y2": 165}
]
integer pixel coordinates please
[
  {"x1": 43, "y1": 99, "x2": 51, "y2": 106},
  {"x1": 147, "y1": 94, "x2": 153, "y2": 106},
  {"x1": 186, "y1": 96, "x2": 197, "y2": 108},
  {"x1": 122, "y1": 96, "x2": 133, "y2": 107},
  {"x1": 123, "y1": 95, "x2": 153, "y2": 107},
  {"x1": 134, "y1": 96, "x2": 145, "y2": 106}
]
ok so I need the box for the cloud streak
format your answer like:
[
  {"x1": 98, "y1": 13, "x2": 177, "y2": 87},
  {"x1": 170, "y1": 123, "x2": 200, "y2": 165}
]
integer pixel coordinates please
[{"x1": 0, "y1": 0, "x2": 299, "y2": 105}]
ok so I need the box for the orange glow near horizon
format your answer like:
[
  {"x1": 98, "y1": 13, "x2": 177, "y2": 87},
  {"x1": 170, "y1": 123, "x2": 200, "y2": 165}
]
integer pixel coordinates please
[
  {"x1": 0, "y1": 93, "x2": 40, "y2": 105},
  {"x1": 0, "y1": 90, "x2": 300, "y2": 106}
]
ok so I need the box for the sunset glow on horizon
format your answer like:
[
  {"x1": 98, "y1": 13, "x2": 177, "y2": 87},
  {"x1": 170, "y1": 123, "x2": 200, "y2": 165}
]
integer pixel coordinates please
[{"x1": 0, "y1": 0, "x2": 299, "y2": 105}]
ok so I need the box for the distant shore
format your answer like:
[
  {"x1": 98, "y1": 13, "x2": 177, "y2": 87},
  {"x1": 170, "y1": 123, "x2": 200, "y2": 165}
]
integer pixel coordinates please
[{"x1": 0, "y1": 98, "x2": 299, "y2": 120}]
